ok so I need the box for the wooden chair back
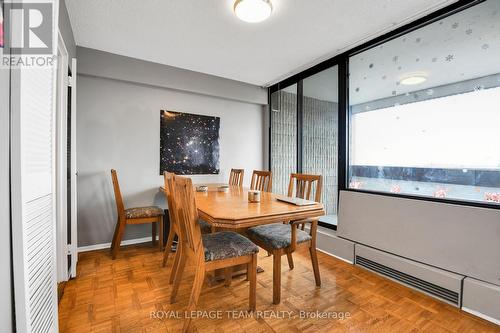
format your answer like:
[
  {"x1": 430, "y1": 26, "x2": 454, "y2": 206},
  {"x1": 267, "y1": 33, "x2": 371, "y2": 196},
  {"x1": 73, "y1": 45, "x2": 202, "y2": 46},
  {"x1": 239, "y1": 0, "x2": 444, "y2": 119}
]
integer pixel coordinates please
[
  {"x1": 163, "y1": 172, "x2": 177, "y2": 227},
  {"x1": 250, "y1": 170, "x2": 272, "y2": 192},
  {"x1": 229, "y1": 168, "x2": 244, "y2": 186},
  {"x1": 111, "y1": 169, "x2": 126, "y2": 221},
  {"x1": 287, "y1": 173, "x2": 323, "y2": 203},
  {"x1": 171, "y1": 175, "x2": 204, "y2": 256}
]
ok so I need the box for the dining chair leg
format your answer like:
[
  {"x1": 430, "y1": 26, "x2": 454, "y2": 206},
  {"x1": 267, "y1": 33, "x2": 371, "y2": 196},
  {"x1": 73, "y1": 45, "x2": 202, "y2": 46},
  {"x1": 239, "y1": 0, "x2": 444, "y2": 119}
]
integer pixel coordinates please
[
  {"x1": 170, "y1": 244, "x2": 188, "y2": 304},
  {"x1": 286, "y1": 252, "x2": 294, "y2": 270},
  {"x1": 111, "y1": 219, "x2": 126, "y2": 260},
  {"x1": 169, "y1": 238, "x2": 182, "y2": 285},
  {"x1": 163, "y1": 226, "x2": 176, "y2": 267},
  {"x1": 224, "y1": 267, "x2": 232, "y2": 287},
  {"x1": 110, "y1": 217, "x2": 120, "y2": 251},
  {"x1": 272, "y1": 250, "x2": 281, "y2": 304},
  {"x1": 182, "y1": 256, "x2": 205, "y2": 333},
  {"x1": 152, "y1": 222, "x2": 157, "y2": 246},
  {"x1": 248, "y1": 254, "x2": 257, "y2": 312},
  {"x1": 309, "y1": 245, "x2": 321, "y2": 287},
  {"x1": 158, "y1": 217, "x2": 164, "y2": 250}
]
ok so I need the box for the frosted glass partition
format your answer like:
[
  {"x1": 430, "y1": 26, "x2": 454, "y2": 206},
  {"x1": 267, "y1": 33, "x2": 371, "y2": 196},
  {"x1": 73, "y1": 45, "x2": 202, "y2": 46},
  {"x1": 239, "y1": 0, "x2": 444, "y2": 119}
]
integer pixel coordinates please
[
  {"x1": 302, "y1": 66, "x2": 339, "y2": 218},
  {"x1": 270, "y1": 84, "x2": 297, "y2": 196}
]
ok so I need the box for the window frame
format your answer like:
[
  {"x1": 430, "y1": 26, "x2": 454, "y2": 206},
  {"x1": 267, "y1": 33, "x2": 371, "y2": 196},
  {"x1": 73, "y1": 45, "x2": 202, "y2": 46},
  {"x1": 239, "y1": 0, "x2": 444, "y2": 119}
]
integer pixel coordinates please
[{"x1": 268, "y1": 0, "x2": 500, "y2": 220}]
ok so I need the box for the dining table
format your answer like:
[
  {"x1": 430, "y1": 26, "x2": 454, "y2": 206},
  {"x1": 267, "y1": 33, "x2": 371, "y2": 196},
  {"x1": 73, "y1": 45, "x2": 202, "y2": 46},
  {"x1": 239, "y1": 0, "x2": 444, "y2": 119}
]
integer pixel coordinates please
[
  {"x1": 159, "y1": 183, "x2": 325, "y2": 281},
  {"x1": 160, "y1": 183, "x2": 325, "y2": 231}
]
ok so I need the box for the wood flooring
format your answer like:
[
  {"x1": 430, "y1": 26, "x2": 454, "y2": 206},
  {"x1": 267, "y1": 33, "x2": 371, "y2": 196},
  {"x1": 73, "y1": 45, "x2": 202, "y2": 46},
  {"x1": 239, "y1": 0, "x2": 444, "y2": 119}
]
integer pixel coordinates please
[{"x1": 58, "y1": 242, "x2": 500, "y2": 333}]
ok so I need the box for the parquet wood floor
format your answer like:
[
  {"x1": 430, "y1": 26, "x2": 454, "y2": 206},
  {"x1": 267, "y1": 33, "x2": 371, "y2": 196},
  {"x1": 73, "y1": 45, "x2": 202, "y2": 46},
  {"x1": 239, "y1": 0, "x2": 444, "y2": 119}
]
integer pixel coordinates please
[{"x1": 58, "y1": 242, "x2": 500, "y2": 333}]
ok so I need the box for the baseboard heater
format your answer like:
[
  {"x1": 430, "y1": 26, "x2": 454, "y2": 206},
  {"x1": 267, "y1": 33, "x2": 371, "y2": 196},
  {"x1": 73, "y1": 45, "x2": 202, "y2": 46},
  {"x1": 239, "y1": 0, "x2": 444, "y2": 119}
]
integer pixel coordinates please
[{"x1": 354, "y1": 245, "x2": 464, "y2": 307}]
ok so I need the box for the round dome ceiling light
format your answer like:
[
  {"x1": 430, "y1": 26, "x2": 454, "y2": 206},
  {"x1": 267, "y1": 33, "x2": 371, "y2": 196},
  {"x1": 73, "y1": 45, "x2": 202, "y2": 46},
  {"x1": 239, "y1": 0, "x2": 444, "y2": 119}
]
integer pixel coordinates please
[
  {"x1": 400, "y1": 74, "x2": 427, "y2": 86},
  {"x1": 234, "y1": 0, "x2": 273, "y2": 23}
]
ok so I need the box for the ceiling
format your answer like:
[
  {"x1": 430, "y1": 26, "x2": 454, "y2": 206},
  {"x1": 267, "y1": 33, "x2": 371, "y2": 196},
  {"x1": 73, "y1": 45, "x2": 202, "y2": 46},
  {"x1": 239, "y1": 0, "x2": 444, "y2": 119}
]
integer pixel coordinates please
[{"x1": 66, "y1": 0, "x2": 456, "y2": 87}]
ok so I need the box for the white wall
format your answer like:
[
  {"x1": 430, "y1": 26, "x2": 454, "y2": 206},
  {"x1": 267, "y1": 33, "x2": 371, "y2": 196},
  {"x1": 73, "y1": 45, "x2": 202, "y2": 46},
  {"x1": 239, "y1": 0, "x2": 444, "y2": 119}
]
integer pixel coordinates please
[
  {"x1": 77, "y1": 75, "x2": 265, "y2": 246},
  {"x1": 338, "y1": 191, "x2": 500, "y2": 286}
]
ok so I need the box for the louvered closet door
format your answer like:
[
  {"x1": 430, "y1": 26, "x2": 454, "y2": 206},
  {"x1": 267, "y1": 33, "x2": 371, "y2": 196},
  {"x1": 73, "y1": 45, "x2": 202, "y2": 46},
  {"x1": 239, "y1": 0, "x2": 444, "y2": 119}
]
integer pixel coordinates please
[{"x1": 10, "y1": 1, "x2": 59, "y2": 332}]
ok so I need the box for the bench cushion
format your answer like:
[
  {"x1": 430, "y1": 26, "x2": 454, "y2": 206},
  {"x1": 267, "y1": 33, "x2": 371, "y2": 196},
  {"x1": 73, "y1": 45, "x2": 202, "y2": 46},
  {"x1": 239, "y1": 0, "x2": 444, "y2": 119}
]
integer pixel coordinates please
[
  {"x1": 202, "y1": 231, "x2": 259, "y2": 262},
  {"x1": 247, "y1": 223, "x2": 311, "y2": 249}
]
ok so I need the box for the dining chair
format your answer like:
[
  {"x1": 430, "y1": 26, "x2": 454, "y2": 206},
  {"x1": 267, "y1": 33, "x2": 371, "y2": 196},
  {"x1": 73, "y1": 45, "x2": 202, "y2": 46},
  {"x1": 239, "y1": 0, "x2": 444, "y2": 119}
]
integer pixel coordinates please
[
  {"x1": 162, "y1": 172, "x2": 212, "y2": 286},
  {"x1": 229, "y1": 168, "x2": 244, "y2": 186},
  {"x1": 247, "y1": 173, "x2": 322, "y2": 304},
  {"x1": 169, "y1": 175, "x2": 258, "y2": 333},
  {"x1": 250, "y1": 170, "x2": 272, "y2": 192},
  {"x1": 110, "y1": 169, "x2": 164, "y2": 259}
]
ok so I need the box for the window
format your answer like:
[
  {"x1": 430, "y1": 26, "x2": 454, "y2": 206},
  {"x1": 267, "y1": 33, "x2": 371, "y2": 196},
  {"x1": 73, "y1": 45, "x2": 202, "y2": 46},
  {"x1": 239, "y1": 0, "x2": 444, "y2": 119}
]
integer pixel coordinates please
[
  {"x1": 270, "y1": 67, "x2": 339, "y2": 228},
  {"x1": 348, "y1": 0, "x2": 500, "y2": 205},
  {"x1": 302, "y1": 66, "x2": 339, "y2": 225},
  {"x1": 271, "y1": 84, "x2": 297, "y2": 196}
]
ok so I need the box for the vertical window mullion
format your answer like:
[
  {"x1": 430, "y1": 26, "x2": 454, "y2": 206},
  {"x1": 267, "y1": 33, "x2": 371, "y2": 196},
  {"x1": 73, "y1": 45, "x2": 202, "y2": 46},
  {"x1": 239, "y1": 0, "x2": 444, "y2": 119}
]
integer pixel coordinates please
[
  {"x1": 297, "y1": 81, "x2": 303, "y2": 174},
  {"x1": 338, "y1": 57, "x2": 348, "y2": 192}
]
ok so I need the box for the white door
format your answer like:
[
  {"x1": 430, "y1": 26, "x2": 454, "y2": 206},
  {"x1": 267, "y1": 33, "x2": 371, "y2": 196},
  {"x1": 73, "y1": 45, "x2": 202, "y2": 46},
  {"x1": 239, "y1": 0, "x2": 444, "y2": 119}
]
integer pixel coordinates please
[{"x1": 10, "y1": 0, "x2": 59, "y2": 332}]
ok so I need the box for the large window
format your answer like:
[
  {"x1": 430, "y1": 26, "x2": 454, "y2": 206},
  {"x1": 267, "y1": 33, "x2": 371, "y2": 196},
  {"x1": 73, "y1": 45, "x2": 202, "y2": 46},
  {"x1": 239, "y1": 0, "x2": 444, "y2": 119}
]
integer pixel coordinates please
[
  {"x1": 348, "y1": 0, "x2": 500, "y2": 205},
  {"x1": 270, "y1": 0, "x2": 500, "y2": 218},
  {"x1": 270, "y1": 67, "x2": 339, "y2": 227},
  {"x1": 302, "y1": 67, "x2": 339, "y2": 224},
  {"x1": 271, "y1": 84, "x2": 297, "y2": 196}
]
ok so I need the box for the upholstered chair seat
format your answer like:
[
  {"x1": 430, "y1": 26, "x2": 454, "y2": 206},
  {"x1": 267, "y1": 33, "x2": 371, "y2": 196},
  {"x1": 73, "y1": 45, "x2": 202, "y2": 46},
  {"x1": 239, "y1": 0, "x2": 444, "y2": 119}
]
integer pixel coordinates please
[
  {"x1": 111, "y1": 169, "x2": 164, "y2": 259},
  {"x1": 247, "y1": 223, "x2": 312, "y2": 250},
  {"x1": 202, "y1": 231, "x2": 259, "y2": 262},
  {"x1": 125, "y1": 206, "x2": 165, "y2": 219},
  {"x1": 198, "y1": 220, "x2": 212, "y2": 234}
]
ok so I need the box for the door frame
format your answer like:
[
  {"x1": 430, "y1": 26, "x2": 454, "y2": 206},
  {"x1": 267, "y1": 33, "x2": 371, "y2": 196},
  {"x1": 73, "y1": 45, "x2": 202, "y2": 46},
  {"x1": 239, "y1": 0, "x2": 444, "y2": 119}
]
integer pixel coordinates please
[
  {"x1": 69, "y1": 57, "x2": 78, "y2": 278},
  {"x1": 56, "y1": 30, "x2": 70, "y2": 282}
]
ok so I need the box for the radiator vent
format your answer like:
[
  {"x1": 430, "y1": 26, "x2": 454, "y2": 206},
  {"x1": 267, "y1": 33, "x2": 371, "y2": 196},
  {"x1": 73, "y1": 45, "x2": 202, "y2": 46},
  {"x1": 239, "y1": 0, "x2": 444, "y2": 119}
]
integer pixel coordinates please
[{"x1": 356, "y1": 255, "x2": 460, "y2": 306}]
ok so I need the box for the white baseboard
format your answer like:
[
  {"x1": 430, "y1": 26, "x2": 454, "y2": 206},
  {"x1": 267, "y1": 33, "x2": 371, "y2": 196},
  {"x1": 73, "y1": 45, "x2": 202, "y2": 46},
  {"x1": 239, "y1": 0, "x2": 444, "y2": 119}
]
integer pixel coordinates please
[
  {"x1": 305, "y1": 226, "x2": 354, "y2": 264},
  {"x1": 316, "y1": 247, "x2": 354, "y2": 264},
  {"x1": 462, "y1": 307, "x2": 500, "y2": 326},
  {"x1": 78, "y1": 236, "x2": 159, "y2": 253}
]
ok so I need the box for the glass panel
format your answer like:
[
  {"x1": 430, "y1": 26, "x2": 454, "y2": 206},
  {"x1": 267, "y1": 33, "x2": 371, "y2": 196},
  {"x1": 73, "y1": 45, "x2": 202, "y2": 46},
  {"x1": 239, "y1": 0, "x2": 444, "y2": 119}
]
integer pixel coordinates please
[
  {"x1": 348, "y1": 0, "x2": 500, "y2": 204},
  {"x1": 271, "y1": 84, "x2": 297, "y2": 195},
  {"x1": 302, "y1": 66, "x2": 339, "y2": 226}
]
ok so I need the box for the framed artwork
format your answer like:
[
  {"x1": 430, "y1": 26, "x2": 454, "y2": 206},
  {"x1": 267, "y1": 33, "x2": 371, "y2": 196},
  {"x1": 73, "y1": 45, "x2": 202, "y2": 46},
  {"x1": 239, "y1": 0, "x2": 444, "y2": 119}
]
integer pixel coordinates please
[{"x1": 160, "y1": 110, "x2": 220, "y2": 175}]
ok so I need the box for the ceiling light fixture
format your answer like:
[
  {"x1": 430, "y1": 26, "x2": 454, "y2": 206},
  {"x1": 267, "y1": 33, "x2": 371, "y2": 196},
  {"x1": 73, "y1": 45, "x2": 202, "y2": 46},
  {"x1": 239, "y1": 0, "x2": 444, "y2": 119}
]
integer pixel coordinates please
[
  {"x1": 234, "y1": 0, "x2": 273, "y2": 23},
  {"x1": 400, "y1": 74, "x2": 427, "y2": 86}
]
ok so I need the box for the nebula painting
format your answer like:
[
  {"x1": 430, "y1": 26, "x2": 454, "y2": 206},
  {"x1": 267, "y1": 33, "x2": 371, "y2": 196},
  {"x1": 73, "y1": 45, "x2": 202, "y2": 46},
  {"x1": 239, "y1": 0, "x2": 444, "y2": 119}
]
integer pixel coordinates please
[{"x1": 160, "y1": 110, "x2": 220, "y2": 175}]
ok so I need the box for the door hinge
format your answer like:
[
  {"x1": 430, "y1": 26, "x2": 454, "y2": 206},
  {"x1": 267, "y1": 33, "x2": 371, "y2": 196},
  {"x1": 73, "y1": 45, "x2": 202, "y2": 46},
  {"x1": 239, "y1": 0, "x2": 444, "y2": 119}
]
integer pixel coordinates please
[{"x1": 68, "y1": 75, "x2": 73, "y2": 87}]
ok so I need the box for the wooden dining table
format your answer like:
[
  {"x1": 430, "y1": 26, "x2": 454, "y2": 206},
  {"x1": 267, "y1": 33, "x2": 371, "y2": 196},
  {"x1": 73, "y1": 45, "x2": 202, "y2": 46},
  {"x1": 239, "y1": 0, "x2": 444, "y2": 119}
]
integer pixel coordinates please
[
  {"x1": 160, "y1": 183, "x2": 325, "y2": 281},
  {"x1": 161, "y1": 183, "x2": 325, "y2": 231}
]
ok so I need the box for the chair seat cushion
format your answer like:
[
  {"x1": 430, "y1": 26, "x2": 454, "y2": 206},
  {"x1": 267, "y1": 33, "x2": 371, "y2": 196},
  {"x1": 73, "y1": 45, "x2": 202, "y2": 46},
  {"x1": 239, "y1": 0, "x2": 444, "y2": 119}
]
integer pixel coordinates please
[
  {"x1": 247, "y1": 223, "x2": 312, "y2": 249},
  {"x1": 202, "y1": 231, "x2": 259, "y2": 262},
  {"x1": 125, "y1": 206, "x2": 164, "y2": 219},
  {"x1": 198, "y1": 219, "x2": 212, "y2": 234}
]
